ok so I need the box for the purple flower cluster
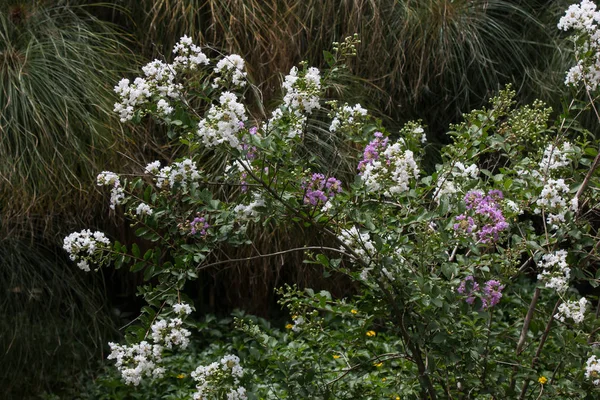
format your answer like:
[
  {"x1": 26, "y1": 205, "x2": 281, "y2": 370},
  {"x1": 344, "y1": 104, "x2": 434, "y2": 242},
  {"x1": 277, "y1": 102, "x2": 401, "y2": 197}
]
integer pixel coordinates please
[
  {"x1": 302, "y1": 173, "x2": 342, "y2": 205},
  {"x1": 358, "y1": 132, "x2": 388, "y2": 173},
  {"x1": 190, "y1": 216, "x2": 210, "y2": 236},
  {"x1": 454, "y1": 190, "x2": 509, "y2": 244},
  {"x1": 457, "y1": 276, "x2": 504, "y2": 310}
]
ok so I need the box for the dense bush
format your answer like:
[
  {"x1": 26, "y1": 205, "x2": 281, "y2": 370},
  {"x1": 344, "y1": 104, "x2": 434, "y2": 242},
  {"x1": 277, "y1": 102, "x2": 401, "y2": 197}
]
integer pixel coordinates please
[{"x1": 60, "y1": 2, "x2": 600, "y2": 397}]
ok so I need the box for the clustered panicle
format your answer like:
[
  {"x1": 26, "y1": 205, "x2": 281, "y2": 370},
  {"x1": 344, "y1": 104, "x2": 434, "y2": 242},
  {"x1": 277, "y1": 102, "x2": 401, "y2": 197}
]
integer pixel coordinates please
[
  {"x1": 172, "y1": 35, "x2": 210, "y2": 71},
  {"x1": 586, "y1": 355, "x2": 600, "y2": 385},
  {"x1": 534, "y1": 178, "x2": 577, "y2": 229},
  {"x1": 233, "y1": 193, "x2": 266, "y2": 219},
  {"x1": 555, "y1": 297, "x2": 588, "y2": 324},
  {"x1": 358, "y1": 132, "x2": 419, "y2": 196},
  {"x1": 135, "y1": 202, "x2": 153, "y2": 217},
  {"x1": 265, "y1": 66, "x2": 322, "y2": 139},
  {"x1": 302, "y1": 173, "x2": 342, "y2": 206},
  {"x1": 107, "y1": 341, "x2": 165, "y2": 386},
  {"x1": 197, "y1": 92, "x2": 247, "y2": 149},
  {"x1": 558, "y1": 1, "x2": 600, "y2": 90},
  {"x1": 107, "y1": 303, "x2": 194, "y2": 386},
  {"x1": 338, "y1": 227, "x2": 376, "y2": 281},
  {"x1": 150, "y1": 317, "x2": 192, "y2": 350},
  {"x1": 539, "y1": 142, "x2": 574, "y2": 172},
  {"x1": 63, "y1": 230, "x2": 111, "y2": 272},
  {"x1": 282, "y1": 66, "x2": 321, "y2": 115},
  {"x1": 190, "y1": 216, "x2": 210, "y2": 236},
  {"x1": 114, "y1": 35, "x2": 225, "y2": 123},
  {"x1": 454, "y1": 190, "x2": 509, "y2": 244},
  {"x1": 213, "y1": 54, "x2": 247, "y2": 88},
  {"x1": 457, "y1": 276, "x2": 504, "y2": 310},
  {"x1": 97, "y1": 171, "x2": 125, "y2": 210},
  {"x1": 146, "y1": 159, "x2": 201, "y2": 191},
  {"x1": 537, "y1": 250, "x2": 571, "y2": 293},
  {"x1": 329, "y1": 103, "x2": 368, "y2": 133},
  {"x1": 191, "y1": 354, "x2": 246, "y2": 400}
]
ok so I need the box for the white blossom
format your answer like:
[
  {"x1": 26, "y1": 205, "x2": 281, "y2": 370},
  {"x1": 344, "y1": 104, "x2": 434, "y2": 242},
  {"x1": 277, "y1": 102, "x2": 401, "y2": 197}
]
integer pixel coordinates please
[
  {"x1": 555, "y1": 297, "x2": 588, "y2": 324},
  {"x1": 282, "y1": 66, "x2": 321, "y2": 115},
  {"x1": 173, "y1": 302, "x2": 193, "y2": 315},
  {"x1": 107, "y1": 341, "x2": 164, "y2": 386},
  {"x1": 154, "y1": 158, "x2": 201, "y2": 191},
  {"x1": 63, "y1": 230, "x2": 110, "y2": 272},
  {"x1": 586, "y1": 355, "x2": 600, "y2": 385},
  {"x1": 192, "y1": 355, "x2": 246, "y2": 400},
  {"x1": 338, "y1": 226, "x2": 375, "y2": 264},
  {"x1": 329, "y1": 103, "x2": 368, "y2": 132},
  {"x1": 537, "y1": 250, "x2": 571, "y2": 293},
  {"x1": 539, "y1": 142, "x2": 573, "y2": 172},
  {"x1": 135, "y1": 203, "x2": 153, "y2": 217},
  {"x1": 172, "y1": 35, "x2": 210, "y2": 71},
  {"x1": 197, "y1": 92, "x2": 247, "y2": 149},
  {"x1": 534, "y1": 178, "x2": 576, "y2": 229},
  {"x1": 213, "y1": 54, "x2": 247, "y2": 88}
]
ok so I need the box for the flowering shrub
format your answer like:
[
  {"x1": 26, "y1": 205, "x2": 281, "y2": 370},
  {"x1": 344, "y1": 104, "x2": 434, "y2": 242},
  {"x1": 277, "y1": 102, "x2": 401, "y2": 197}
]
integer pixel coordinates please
[{"x1": 66, "y1": 9, "x2": 600, "y2": 399}]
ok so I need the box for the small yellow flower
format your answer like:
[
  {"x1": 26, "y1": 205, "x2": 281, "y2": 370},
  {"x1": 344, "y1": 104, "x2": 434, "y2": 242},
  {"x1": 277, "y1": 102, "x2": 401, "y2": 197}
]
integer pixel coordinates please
[
  {"x1": 374, "y1": 362, "x2": 383, "y2": 367},
  {"x1": 538, "y1": 376, "x2": 548, "y2": 385},
  {"x1": 381, "y1": 377, "x2": 387, "y2": 382},
  {"x1": 396, "y1": 397, "x2": 400, "y2": 400},
  {"x1": 176, "y1": 373, "x2": 185, "y2": 379},
  {"x1": 285, "y1": 323, "x2": 293, "y2": 329},
  {"x1": 351, "y1": 309, "x2": 358, "y2": 314},
  {"x1": 366, "y1": 330, "x2": 376, "y2": 337},
  {"x1": 333, "y1": 354, "x2": 341, "y2": 359}
]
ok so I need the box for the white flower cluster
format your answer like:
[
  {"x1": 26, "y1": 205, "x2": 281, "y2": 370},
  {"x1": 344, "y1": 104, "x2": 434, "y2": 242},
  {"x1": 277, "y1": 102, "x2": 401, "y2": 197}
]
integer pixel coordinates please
[
  {"x1": 361, "y1": 143, "x2": 419, "y2": 196},
  {"x1": 213, "y1": 54, "x2": 247, "y2": 88},
  {"x1": 266, "y1": 107, "x2": 306, "y2": 139},
  {"x1": 534, "y1": 178, "x2": 577, "y2": 228},
  {"x1": 453, "y1": 162, "x2": 480, "y2": 179},
  {"x1": 198, "y1": 92, "x2": 247, "y2": 149},
  {"x1": 107, "y1": 341, "x2": 165, "y2": 386},
  {"x1": 433, "y1": 176, "x2": 458, "y2": 204},
  {"x1": 558, "y1": 1, "x2": 600, "y2": 90},
  {"x1": 97, "y1": 171, "x2": 125, "y2": 210},
  {"x1": 291, "y1": 315, "x2": 305, "y2": 332},
  {"x1": 108, "y1": 303, "x2": 193, "y2": 386},
  {"x1": 114, "y1": 77, "x2": 152, "y2": 122},
  {"x1": 555, "y1": 297, "x2": 588, "y2": 324},
  {"x1": 537, "y1": 250, "x2": 571, "y2": 293},
  {"x1": 264, "y1": 66, "x2": 322, "y2": 139},
  {"x1": 192, "y1": 354, "x2": 246, "y2": 400},
  {"x1": 142, "y1": 59, "x2": 181, "y2": 103},
  {"x1": 282, "y1": 66, "x2": 321, "y2": 115},
  {"x1": 415, "y1": 126, "x2": 427, "y2": 143},
  {"x1": 172, "y1": 35, "x2": 210, "y2": 71},
  {"x1": 146, "y1": 159, "x2": 201, "y2": 191},
  {"x1": 586, "y1": 355, "x2": 600, "y2": 385},
  {"x1": 135, "y1": 203, "x2": 153, "y2": 217},
  {"x1": 505, "y1": 199, "x2": 523, "y2": 215},
  {"x1": 150, "y1": 317, "x2": 192, "y2": 349},
  {"x1": 338, "y1": 226, "x2": 375, "y2": 268},
  {"x1": 539, "y1": 142, "x2": 574, "y2": 172},
  {"x1": 233, "y1": 193, "x2": 265, "y2": 218},
  {"x1": 63, "y1": 230, "x2": 111, "y2": 272},
  {"x1": 114, "y1": 35, "x2": 209, "y2": 122},
  {"x1": 329, "y1": 103, "x2": 368, "y2": 132},
  {"x1": 173, "y1": 302, "x2": 193, "y2": 315}
]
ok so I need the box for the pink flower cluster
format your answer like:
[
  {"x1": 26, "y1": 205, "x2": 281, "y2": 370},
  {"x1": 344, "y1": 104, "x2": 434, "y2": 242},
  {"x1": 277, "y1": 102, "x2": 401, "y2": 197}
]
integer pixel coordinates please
[
  {"x1": 357, "y1": 132, "x2": 388, "y2": 173},
  {"x1": 457, "y1": 276, "x2": 504, "y2": 310},
  {"x1": 190, "y1": 216, "x2": 210, "y2": 236},
  {"x1": 302, "y1": 173, "x2": 342, "y2": 205},
  {"x1": 454, "y1": 190, "x2": 509, "y2": 244}
]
